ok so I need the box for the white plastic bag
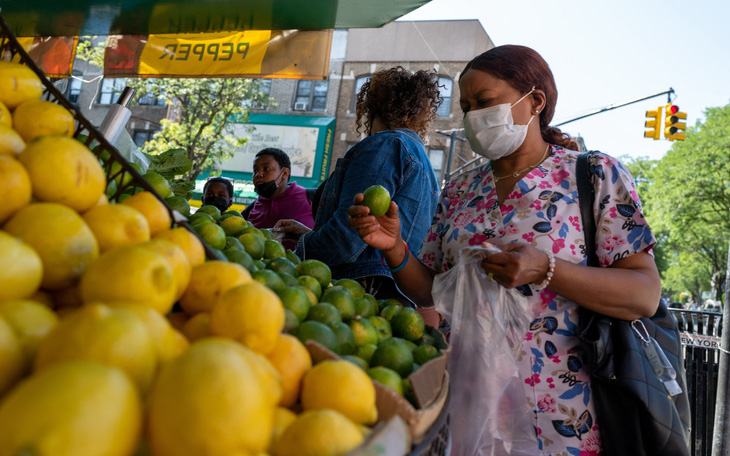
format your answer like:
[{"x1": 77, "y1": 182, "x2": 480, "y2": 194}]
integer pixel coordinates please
[{"x1": 432, "y1": 246, "x2": 538, "y2": 456}]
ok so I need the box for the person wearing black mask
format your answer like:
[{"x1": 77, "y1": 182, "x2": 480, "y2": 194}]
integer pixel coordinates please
[
  {"x1": 242, "y1": 148, "x2": 314, "y2": 247},
  {"x1": 202, "y1": 177, "x2": 234, "y2": 213}
]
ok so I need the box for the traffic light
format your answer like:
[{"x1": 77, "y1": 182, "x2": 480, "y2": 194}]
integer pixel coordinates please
[
  {"x1": 644, "y1": 106, "x2": 662, "y2": 140},
  {"x1": 664, "y1": 104, "x2": 687, "y2": 141}
]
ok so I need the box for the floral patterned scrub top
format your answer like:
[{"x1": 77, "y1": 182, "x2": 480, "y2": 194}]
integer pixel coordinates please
[{"x1": 418, "y1": 146, "x2": 656, "y2": 456}]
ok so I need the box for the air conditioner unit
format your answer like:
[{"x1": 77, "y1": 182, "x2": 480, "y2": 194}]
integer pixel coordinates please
[{"x1": 293, "y1": 101, "x2": 309, "y2": 111}]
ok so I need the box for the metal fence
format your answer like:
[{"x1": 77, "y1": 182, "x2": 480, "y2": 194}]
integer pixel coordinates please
[{"x1": 670, "y1": 309, "x2": 723, "y2": 456}]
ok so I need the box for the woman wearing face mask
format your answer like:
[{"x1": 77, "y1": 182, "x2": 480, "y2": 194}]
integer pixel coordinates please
[
  {"x1": 348, "y1": 45, "x2": 661, "y2": 455},
  {"x1": 243, "y1": 148, "x2": 314, "y2": 247},
  {"x1": 275, "y1": 67, "x2": 441, "y2": 319},
  {"x1": 202, "y1": 177, "x2": 234, "y2": 213}
]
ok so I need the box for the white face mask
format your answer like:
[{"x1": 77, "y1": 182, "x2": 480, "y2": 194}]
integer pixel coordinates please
[{"x1": 463, "y1": 87, "x2": 536, "y2": 160}]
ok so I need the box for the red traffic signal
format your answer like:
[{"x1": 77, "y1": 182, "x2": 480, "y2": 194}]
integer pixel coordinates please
[{"x1": 664, "y1": 104, "x2": 687, "y2": 141}]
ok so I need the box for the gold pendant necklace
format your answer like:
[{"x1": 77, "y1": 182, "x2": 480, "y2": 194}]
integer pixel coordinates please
[{"x1": 493, "y1": 145, "x2": 551, "y2": 183}]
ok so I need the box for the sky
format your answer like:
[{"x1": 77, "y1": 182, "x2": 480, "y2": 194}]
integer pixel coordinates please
[{"x1": 399, "y1": 0, "x2": 730, "y2": 161}]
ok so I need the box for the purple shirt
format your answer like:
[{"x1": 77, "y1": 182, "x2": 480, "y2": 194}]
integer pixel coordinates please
[{"x1": 247, "y1": 181, "x2": 315, "y2": 231}]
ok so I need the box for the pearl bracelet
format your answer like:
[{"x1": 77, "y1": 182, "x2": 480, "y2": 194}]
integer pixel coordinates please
[{"x1": 533, "y1": 249, "x2": 555, "y2": 290}]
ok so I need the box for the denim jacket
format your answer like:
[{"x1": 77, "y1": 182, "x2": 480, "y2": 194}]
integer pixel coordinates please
[{"x1": 295, "y1": 128, "x2": 439, "y2": 281}]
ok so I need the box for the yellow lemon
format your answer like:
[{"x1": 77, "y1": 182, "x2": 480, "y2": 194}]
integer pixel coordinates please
[
  {"x1": 0, "y1": 299, "x2": 58, "y2": 373},
  {"x1": 147, "y1": 338, "x2": 279, "y2": 456},
  {"x1": 18, "y1": 136, "x2": 105, "y2": 212},
  {"x1": 106, "y1": 302, "x2": 188, "y2": 366},
  {"x1": 0, "y1": 361, "x2": 142, "y2": 456},
  {"x1": 209, "y1": 281, "x2": 284, "y2": 355},
  {"x1": 5, "y1": 203, "x2": 98, "y2": 290},
  {"x1": 139, "y1": 239, "x2": 191, "y2": 301},
  {"x1": 180, "y1": 312, "x2": 211, "y2": 342},
  {"x1": 34, "y1": 303, "x2": 157, "y2": 392},
  {"x1": 265, "y1": 333, "x2": 312, "y2": 407},
  {"x1": 0, "y1": 230, "x2": 43, "y2": 300},
  {"x1": 0, "y1": 124, "x2": 25, "y2": 155},
  {"x1": 235, "y1": 345, "x2": 283, "y2": 406},
  {"x1": 268, "y1": 407, "x2": 297, "y2": 454},
  {"x1": 0, "y1": 315, "x2": 24, "y2": 397},
  {"x1": 0, "y1": 62, "x2": 43, "y2": 110},
  {"x1": 273, "y1": 409, "x2": 364, "y2": 456},
  {"x1": 121, "y1": 191, "x2": 171, "y2": 237},
  {"x1": 12, "y1": 99, "x2": 75, "y2": 141},
  {"x1": 82, "y1": 204, "x2": 151, "y2": 252},
  {"x1": 0, "y1": 100, "x2": 11, "y2": 127},
  {"x1": 154, "y1": 226, "x2": 206, "y2": 267},
  {"x1": 80, "y1": 245, "x2": 176, "y2": 315},
  {"x1": 301, "y1": 359, "x2": 378, "y2": 425},
  {"x1": 0, "y1": 155, "x2": 31, "y2": 223},
  {"x1": 180, "y1": 260, "x2": 251, "y2": 315}
]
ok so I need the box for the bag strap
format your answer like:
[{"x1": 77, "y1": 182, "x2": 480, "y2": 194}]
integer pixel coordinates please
[{"x1": 576, "y1": 152, "x2": 599, "y2": 268}]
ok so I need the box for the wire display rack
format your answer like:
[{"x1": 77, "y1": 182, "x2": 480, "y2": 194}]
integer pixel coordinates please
[{"x1": 0, "y1": 12, "x2": 217, "y2": 259}]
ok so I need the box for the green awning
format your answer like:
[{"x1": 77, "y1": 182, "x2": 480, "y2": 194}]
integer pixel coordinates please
[{"x1": 0, "y1": 0, "x2": 432, "y2": 37}]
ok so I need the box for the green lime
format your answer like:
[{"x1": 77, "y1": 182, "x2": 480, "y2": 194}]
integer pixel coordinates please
[
  {"x1": 208, "y1": 248, "x2": 227, "y2": 262},
  {"x1": 278, "y1": 272, "x2": 299, "y2": 288},
  {"x1": 367, "y1": 315, "x2": 392, "y2": 343},
  {"x1": 195, "y1": 222, "x2": 226, "y2": 250},
  {"x1": 224, "y1": 236, "x2": 244, "y2": 251},
  {"x1": 370, "y1": 337, "x2": 414, "y2": 378},
  {"x1": 142, "y1": 171, "x2": 172, "y2": 198},
  {"x1": 380, "y1": 304, "x2": 402, "y2": 323},
  {"x1": 238, "y1": 233, "x2": 265, "y2": 260},
  {"x1": 319, "y1": 286, "x2": 355, "y2": 322},
  {"x1": 367, "y1": 366, "x2": 403, "y2": 396},
  {"x1": 297, "y1": 275, "x2": 322, "y2": 299},
  {"x1": 196, "y1": 204, "x2": 221, "y2": 221},
  {"x1": 219, "y1": 216, "x2": 248, "y2": 237},
  {"x1": 297, "y1": 285, "x2": 318, "y2": 307},
  {"x1": 331, "y1": 321, "x2": 357, "y2": 355},
  {"x1": 105, "y1": 179, "x2": 118, "y2": 198},
  {"x1": 403, "y1": 339, "x2": 418, "y2": 352},
  {"x1": 297, "y1": 260, "x2": 332, "y2": 289},
  {"x1": 259, "y1": 228, "x2": 274, "y2": 241},
  {"x1": 277, "y1": 286, "x2": 311, "y2": 322},
  {"x1": 378, "y1": 298, "x2": 404, "y2": 314},
  {"x1": 107, "y1": 161, "x2": 134, "y2": 189},
  {"x1": 190, "y1": 217, "x2": 214, "y2": 234},
  {"x1": 189, "y1": 212, "x2": 215, "y2": 226},
  {"x1": 263, "y1": 239, "x2": 286, "y2": 260},
  {"x1": 412, "y1": 345, "x2": 440, "y2": 365},
  {"x1": 286, "y1": 249, "x2": 301, "y2": 265},
  {"x1": 253, "y1": 259, "x2": 266, "y2": 270},
  {"x1": 284, "y1": 308, "x2": 299, "y2": 332},
  {"x1": 251, "y1": 269, "x2": 286, "y2": 293},
  {"x1": 417, "y1": 333, "x2": 437, "y2": 347},
  {"x1": 165, "y1": 195, "x2": 191, "y2": 217},
  {"x1": 362, "y1": 184, "x2": 391, "y2": 217},
  {"x1": 334, "y1": 278, "x2": 365, "y2": 299},
  {"x1": 390, "y1": 307, "x2": 425, "y2": 342},
  {"x1": 356, "y1": 344, "x2": 378, "y2": 364},
  {"x1": 349, "y1": 315, "x2": 378, "y2": 347},
  {"x1": 306, "y1": 302, "x2": 342, "y2": 327},
  {"x1": 223, "y1": 210, "x2": 243, "y2": 218},
  {"x1": 223, "y1": 248, "x2": 256, "y2": 272},
  {"x1": 295, "y1": 320, "x2": 340, "y2": 354},
  {"x1": 342, "y1": 355, "x2": 369, "y2": 370},
  {"x1": 238, "y1": 226, "x2": 266, "y2": 240},
  {"x1": 354, "y1": 296, "x2": 378, "y2": 319},
  {"x1": 267, "y1": 257, "x2": 298, "y2": 276}
]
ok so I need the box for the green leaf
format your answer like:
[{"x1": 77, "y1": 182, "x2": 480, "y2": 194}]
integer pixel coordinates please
[
  {"x1": 146, "y1": 148, "x2": 193, "y2": 180},
  {"x1": 170, "y1": 179, "x2": 196, "y2": 200}
]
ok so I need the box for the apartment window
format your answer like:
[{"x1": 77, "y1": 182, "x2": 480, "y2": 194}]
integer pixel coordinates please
[
  {"x1": 137, "y1": 81, "x2": 166, "y2": 106},
  {"x1": 98, "y1": 78, "x2": 127, "y2": 105},
  {"x1": 429, "y1": 148, "x2": 444, "y2": 181},
  {"x1": 132, "y1": 129, "x2": 159, "y2": 147},
  {"x1": 67, "y1": 75, "x2": 82, "y2": 104},
  {"x1": 350, "y1": 75, "x2": 370, "y2": 112},
  {"x1": 293, "y1": 80, "x2": 328, "y2": 112},
  {"x1": 437, "y1": 77, "x2": 452, "y2": 117}
]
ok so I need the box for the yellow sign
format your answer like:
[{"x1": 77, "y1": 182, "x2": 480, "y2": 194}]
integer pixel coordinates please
[{"x1": 139, "y1": 31, "x2": 271, "y2": 76}]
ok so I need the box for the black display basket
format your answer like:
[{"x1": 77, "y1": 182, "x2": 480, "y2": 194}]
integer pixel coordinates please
[{"x1": 0, "y1": 13, "x2": 218, "y2": 259}]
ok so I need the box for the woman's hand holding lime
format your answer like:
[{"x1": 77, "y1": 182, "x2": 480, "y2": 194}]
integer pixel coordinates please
[{"x1": 348, "y1": 193, "x2": 401, "y2": 252}]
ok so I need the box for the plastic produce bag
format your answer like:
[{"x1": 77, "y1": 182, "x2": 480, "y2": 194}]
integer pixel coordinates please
[{"x1": 432, "y1": 246, "x2": 538, "y2": 456}]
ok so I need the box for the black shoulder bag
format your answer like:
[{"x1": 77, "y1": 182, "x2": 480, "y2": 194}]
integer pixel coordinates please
[{"x1": 575, "y1": 151, "x2": 691, "y2": 456}]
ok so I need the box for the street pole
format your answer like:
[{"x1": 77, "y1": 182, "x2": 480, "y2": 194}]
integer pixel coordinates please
[{"x1": 711, "y1": 238, "x2": 730, "y2": 456}]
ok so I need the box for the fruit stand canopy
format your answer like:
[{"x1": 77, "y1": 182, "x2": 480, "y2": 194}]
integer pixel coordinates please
[{"x1": 0, "y1": 0, "x2": 433, "y2": 37}]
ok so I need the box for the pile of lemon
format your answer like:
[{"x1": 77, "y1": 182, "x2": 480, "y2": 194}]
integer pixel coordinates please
[{"x1": 0, "y1": 61, "x2": 377, "y2": 456}]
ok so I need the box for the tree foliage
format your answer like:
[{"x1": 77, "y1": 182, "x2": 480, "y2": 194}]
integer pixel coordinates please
[{"x1": 632, "y1": 104, "x2": 730, "y2": 302}]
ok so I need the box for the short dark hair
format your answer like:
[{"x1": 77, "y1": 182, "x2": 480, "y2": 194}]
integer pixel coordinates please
[
  {"x1": 255, "y1": 148, "x2": 291, "y2": 171},
  {"x1": 203, "y1": 177, "x2": 234, "y2": 199}
]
